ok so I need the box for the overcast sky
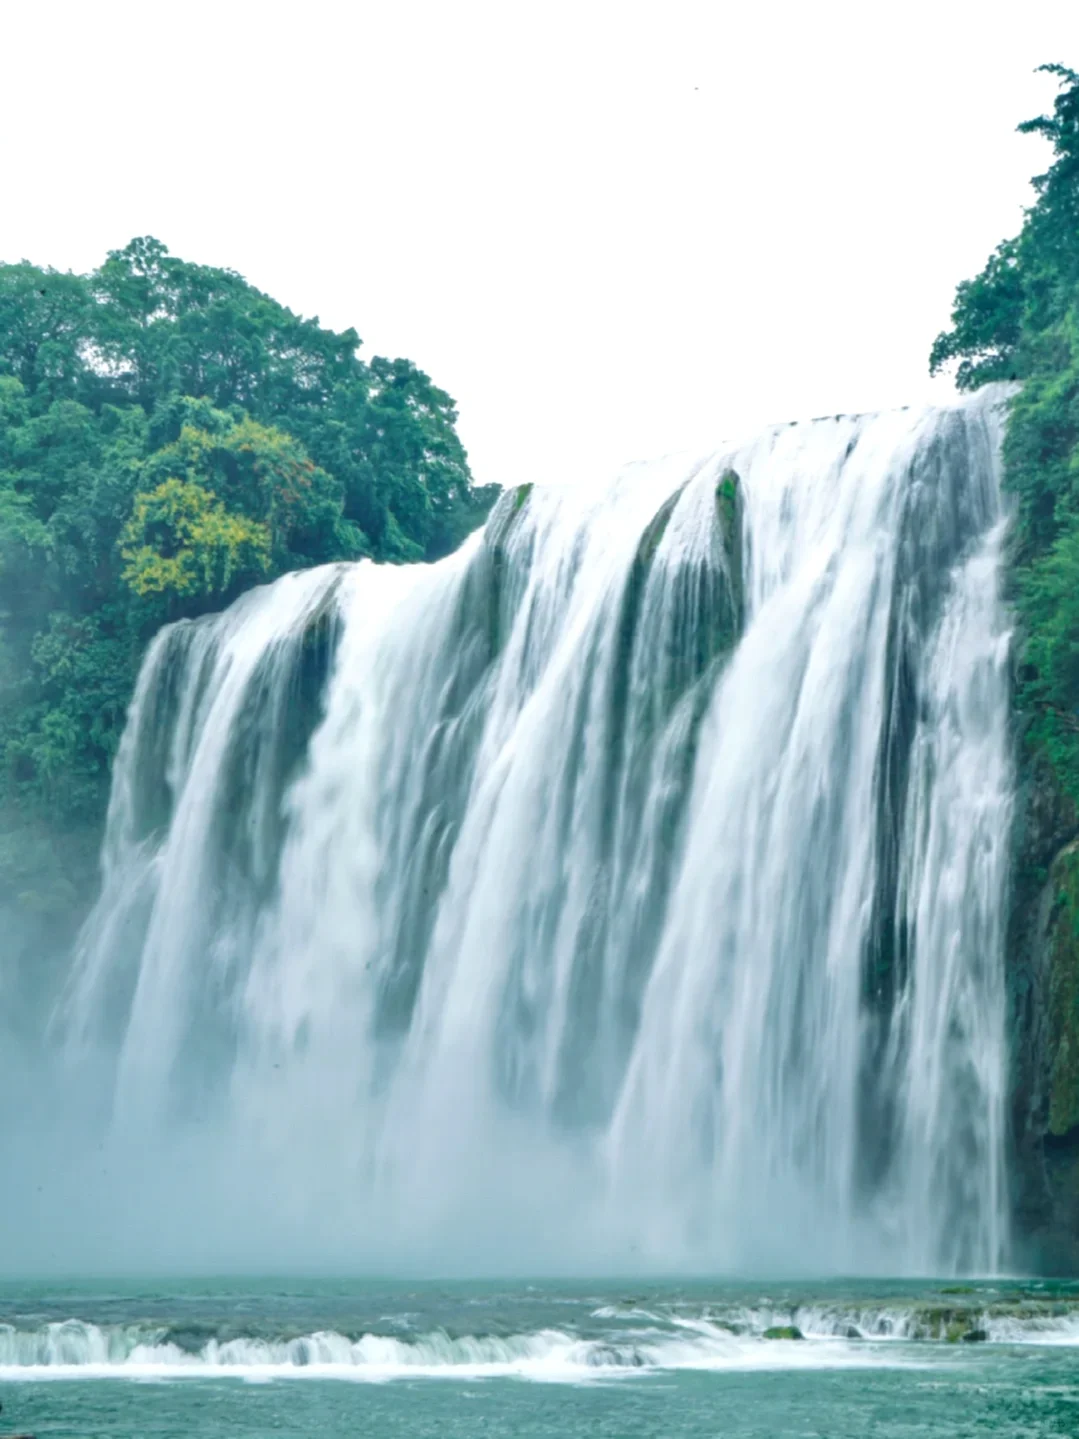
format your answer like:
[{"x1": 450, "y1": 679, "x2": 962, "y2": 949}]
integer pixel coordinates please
[{"x1": 3, "y1": 1, "x2": 1076, "y2": 487}]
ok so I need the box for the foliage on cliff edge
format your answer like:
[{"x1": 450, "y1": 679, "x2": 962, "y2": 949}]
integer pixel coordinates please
[{"x1": 0, "y1": 239, "x2": 497, "y2": 934}]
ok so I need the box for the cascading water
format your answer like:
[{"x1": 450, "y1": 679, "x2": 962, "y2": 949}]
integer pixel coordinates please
[{"x1": 36, "y1": 387, "x2": 1013, "y2": 1276}]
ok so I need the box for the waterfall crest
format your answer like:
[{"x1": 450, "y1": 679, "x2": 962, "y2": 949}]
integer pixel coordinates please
[{"x1": 52, "y1": 388, "x2": 1013, "y2": 1275}]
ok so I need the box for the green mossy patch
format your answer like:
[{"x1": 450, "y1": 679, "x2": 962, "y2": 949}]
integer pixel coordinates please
[
  {"x1": 636, "y1": 487, "x2": 683, "y2": 571},
  {"x1": 715, "y1": 468, "x2": 741, "y2": 544},
  {"x1": 616, "y1": 469, "x2": 746, "y2": 729},
  {"x1": 715, "y1": 468, "x2": 745, "y2": 637},
  {"x1": 479, "y1": 483, "x2": 535, "y2": 656},
  {"x1": 1047, "y1": 841, "x2": 1079, "y2": 1138}
]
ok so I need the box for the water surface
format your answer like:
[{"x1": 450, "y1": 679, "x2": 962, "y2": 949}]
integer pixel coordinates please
[{"x1": 1, "y1": 1277, "x2": 1076, "y2": 1437}]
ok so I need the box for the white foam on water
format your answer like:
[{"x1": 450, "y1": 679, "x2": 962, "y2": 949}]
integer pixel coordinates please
[
  {"x1": 4, "y1": 1288, "x2": 1079, "y2": 1385},
  {"x1": 982, "y1": 1312, "x2": 1079, "y2": 1346},
  {"x1": 0, "y1": 1320, "x2": 930, "y2": 1383}
]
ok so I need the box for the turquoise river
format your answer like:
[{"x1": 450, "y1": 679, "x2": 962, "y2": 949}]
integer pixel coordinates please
[{"x1": 0, "y1": 1278, "x2": 1077, "y2": 1438}]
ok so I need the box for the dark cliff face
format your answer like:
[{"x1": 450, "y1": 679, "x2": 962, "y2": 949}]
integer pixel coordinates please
[{"x1": 1007, "y1": 711, "x2": 1079, "y2": 1271}]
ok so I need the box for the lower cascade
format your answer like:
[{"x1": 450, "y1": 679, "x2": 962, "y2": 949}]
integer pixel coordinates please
[{"x1": 30, "y1": 387, "x2": 1014, "y2": 1275}]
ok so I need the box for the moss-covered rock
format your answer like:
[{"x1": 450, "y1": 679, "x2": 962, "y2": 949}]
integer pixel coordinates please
[
  {"x1": 607, "y1": 469, "x2": 746, "y2": 754},
  {"x1": 910, "y1": 1306, "x2": 966, "y2": 1340},
  {"x1": 762, "y1": 1325, "x2": 804, "y2": 1340},
  {"x1": 634, "y1": 486, "x2": 683, "y2": 573},
  {"x1": 714, "y1": 468, "x2": 745, "y2": 649},
  {"x1": 1005, "y1": 730, "x2": 1079, "y2": 1271},
  {"x1": 1046, "y1": 842, "x2": 1079, "y2": 1139},
  {"x1": 473, "y1": 482, "x2": 535, "y2": 656},
  {"x1": 512, "y1": 481, "x2": 533, "y2": 512},
  {"x1": 715, "y1": 468, "x2": 743, "y2": 597}
]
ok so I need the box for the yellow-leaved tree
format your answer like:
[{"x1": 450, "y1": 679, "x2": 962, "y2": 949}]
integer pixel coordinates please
[{"x1": 121, "y1": 477, "x2": 271, "y2": 616}]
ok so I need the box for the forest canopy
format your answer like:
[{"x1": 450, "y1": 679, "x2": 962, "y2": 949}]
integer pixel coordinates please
[{"x1": 0, "y1": 239, "x2": 496, "y2": 943}]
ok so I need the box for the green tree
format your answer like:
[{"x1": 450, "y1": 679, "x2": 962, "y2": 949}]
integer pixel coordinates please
[
  {"x1": 121, "y1": 478, "x2": 272, "y2": 615},
  {"x1": 0, "y1": 263, "x2": 92, "y2": 406},
  {"x1": 930, "y1": 65, "x2": 1079, "y2": 396}
]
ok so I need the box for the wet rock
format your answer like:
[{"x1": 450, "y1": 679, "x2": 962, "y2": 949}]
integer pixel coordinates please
[{"x1": 1005, "y1": 734, "x2": 1079, "y2": 1272}]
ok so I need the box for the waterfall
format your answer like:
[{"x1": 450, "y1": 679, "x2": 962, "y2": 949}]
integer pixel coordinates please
[{"x1": 49, "y1": 387, "x2": 1013, "y2": 1276}]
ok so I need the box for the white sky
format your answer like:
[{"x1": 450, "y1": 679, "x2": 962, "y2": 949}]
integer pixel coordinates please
[{"x1": 2, "y1": 1, "x2": 1077, "y2": 488}]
